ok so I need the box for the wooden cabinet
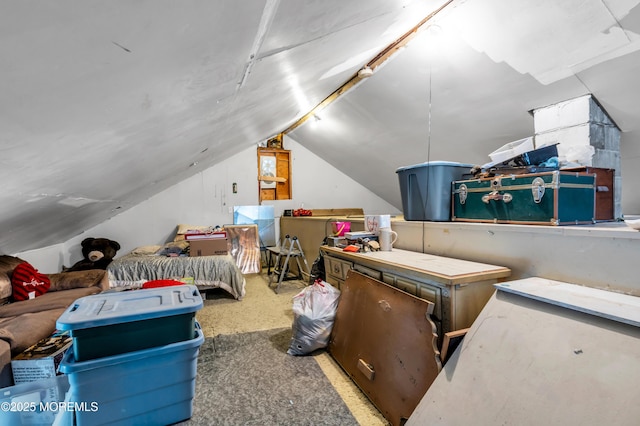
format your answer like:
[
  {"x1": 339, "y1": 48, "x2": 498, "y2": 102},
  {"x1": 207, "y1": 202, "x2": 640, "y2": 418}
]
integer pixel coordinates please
[
  {"x1": 324, "y1": 255, "x2": 352, "y2": 289},
  {"x1": 321, "y1": 246, "x2": 511, "y2": 345},
  {"x1": 257, "y1": 148, "x2": 291, "y2": 203},
  {"x1": 325, "y1": 252, "x2": 382, "y2": 289}
]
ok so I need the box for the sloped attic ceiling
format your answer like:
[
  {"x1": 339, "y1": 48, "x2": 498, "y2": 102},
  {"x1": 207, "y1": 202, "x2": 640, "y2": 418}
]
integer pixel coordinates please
[
  {"x1": 3, "y1": 0, "x2": 640, "y2": 255},
  {"x1": 289, "y1": 0, "x2": 640, "y2": 212},
  {"x1": 0, "y1": 0, "x2": 445, "y2": 254}
]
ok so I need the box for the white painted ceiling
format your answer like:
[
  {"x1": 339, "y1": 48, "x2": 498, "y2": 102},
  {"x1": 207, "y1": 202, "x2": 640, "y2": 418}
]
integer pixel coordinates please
[{"x1": 2, "y1": 0, "x2": 640, "y2": 254}]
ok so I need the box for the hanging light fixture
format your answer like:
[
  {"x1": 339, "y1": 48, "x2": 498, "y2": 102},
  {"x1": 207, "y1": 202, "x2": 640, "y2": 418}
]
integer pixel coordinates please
[{"x1": 357, "y1": 66, "x2": 374, "y2": 78}]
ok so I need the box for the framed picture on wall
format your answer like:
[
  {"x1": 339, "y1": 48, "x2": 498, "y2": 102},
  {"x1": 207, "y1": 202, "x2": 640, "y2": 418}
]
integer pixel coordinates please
[{"x1": 259, "y1": 155, "x2": 277, "y2": 189}]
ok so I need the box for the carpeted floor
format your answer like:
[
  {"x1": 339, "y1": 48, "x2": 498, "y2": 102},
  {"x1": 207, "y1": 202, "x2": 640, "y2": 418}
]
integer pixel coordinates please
[
  {"x1": 181, "y1": 328, "x2": 359, "y2": 426},
  {"x1": 186, "y1": 272, "x2": 388, "y2": 426}
]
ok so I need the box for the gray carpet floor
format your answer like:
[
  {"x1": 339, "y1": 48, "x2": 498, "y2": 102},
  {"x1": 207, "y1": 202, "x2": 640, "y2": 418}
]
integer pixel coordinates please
[{"x1": 179, "y1": 327, "x2": 359, "y2": 426}]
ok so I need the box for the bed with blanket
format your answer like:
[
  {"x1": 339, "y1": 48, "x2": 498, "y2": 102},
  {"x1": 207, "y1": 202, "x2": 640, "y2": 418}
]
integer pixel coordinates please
[
  {"x1": 107, "y1": 246, "x2": 246, "y2": 300},
  {"x1": 106, "y1": 224, "x2": 263, "y2": 300}
]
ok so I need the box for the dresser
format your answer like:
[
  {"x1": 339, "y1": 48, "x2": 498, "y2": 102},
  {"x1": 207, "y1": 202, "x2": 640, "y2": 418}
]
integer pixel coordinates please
[{"x1": 321, "y1": 246, "x2": 511, "y2": 342}]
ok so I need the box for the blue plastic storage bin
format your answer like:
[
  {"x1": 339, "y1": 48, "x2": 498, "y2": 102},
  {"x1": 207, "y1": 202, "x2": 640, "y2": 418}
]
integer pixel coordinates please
[
  {"x1": 56, "y1": 285, "x2": 203, "y2": 361},
  {"x1": 59, "y1": 326, "x2": 203, "y2": 426},
  {"x1": 396, "y1": 161, "x2": 474, "y2": 221}
]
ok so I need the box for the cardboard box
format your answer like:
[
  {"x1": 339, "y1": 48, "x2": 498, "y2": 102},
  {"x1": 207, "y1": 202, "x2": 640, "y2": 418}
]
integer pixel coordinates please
[
  {"x1": 189, "y1": 238, "x2": 228, "y2": 256},
  {"x1": 11, "y1": 330, "x2": 72, "y2": 384},
  {"x1": 184, "y1": 231, "x2": 226, "y2": 241}
]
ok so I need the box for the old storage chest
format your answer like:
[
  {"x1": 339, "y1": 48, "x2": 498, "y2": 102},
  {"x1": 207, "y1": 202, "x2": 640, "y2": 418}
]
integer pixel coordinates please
[
  {"x1": 452, "y1": 171, "x2": 596, "y2": 225},
  {"x1": 563, "y1": 166, "x2": 614, "y2": 221}
]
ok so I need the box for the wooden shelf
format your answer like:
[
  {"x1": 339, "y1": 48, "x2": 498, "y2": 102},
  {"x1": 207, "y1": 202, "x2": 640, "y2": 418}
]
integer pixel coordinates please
[{"x1": 258, "y1": 175, "x2": 287, "y2": 183}]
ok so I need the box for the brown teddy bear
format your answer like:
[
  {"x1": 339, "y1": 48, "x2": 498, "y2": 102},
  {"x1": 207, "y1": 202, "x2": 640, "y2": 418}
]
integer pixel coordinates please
[{"x1": 63, "y1": 237, "x2": 121, "y2": 272}]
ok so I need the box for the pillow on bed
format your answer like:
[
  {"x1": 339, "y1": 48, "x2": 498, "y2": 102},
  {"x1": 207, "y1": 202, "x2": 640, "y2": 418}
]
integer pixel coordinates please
[
  {"x1": 174, "y1": 224, "x2": 213, "y2": 241},
  {"x1": 155, "y1": 241, "x2": 190, "y2": 256},
  {"x1": 130, "y1": 245, "x2": 163, "y2": 255}
]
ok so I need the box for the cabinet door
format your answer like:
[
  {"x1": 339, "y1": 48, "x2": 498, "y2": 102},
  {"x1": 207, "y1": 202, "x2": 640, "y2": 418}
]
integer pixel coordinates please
[
  {"x1": 417, "y1": 285, "x2": 442, "y2": 320},
  {"x1": 326, "y1": 256, "x2": 352, "y2": 281},
  {"x1": 417, "y1": 284, "x2": 444, "y2": 347},
  {"x1": 394, "y1": 277, "x2": 418, "y2": 296},
  {"x1": 325, "y1": 275, "x2": 343, "y2": 290},
  {"x1": 383, "y1": 272, "x2": 441, "y2": 318},
  {"x1": 353, "y1": 263, "x2": 382, "y2": 280}
]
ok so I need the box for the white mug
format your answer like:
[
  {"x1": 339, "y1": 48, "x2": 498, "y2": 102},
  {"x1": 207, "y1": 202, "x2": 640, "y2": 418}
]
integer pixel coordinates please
[{"x1": 378, "y1": 227, "x2": 398, "y2": 251}]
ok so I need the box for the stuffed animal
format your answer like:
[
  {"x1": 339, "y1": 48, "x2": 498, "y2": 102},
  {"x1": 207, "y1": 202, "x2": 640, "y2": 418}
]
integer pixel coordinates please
[{"x1": 63, "y1": 237, "x2": 121, "y2": 272}]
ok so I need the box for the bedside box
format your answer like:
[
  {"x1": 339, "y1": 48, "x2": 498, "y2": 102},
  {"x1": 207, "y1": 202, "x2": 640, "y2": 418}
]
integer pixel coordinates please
[
  {"x1": 11, "y1": 330, "x2": 72, "y2": 384},
  {"x1": 189, "y1": 238, "x2": 228, "y2": 256}
]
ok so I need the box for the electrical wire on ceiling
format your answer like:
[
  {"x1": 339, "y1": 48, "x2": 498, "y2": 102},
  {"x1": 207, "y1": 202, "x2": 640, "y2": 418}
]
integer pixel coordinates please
[
  {"x1": 423, "y1": 57, "x2": 433, "y2": 254},
  {"x1": 427, "y1": 59, "x2": 433, "y2": 164}
]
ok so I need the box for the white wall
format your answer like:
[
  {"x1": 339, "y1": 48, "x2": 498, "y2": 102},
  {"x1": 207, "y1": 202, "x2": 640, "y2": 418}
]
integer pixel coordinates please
[
  {"x1": 16, "y1": 135, "x2": 398, "y2": 270},
  {"x1": 13, "y1": 243, "x2": 67, "y2": 274},
  {"x1": 286, "y1": 135, "x2": 400, "y2": 215}
]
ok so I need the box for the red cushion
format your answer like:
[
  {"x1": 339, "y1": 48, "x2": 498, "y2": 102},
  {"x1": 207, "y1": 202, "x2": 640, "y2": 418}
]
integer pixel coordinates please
[
  {"x1": 142, "y1": 279, "x2": 184, "y2": 289},
  {"x1": 11, "y1": 262, "x2": 51, "y2": 301}
]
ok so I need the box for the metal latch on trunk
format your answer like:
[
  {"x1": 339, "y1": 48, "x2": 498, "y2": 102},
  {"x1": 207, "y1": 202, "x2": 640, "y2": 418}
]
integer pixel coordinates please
[
  {"x1": 482, "y1": 191, "x2": 512, "y2": 203},
  {"x1": 482, "y1": 177, "x2": 512, "y2": 204},
  {"x1": 458, "y1": 184, "x2": 468, "y2": 204},
  {"x1": 532, "y1": 177, "x2": 545, "y2": 203}
]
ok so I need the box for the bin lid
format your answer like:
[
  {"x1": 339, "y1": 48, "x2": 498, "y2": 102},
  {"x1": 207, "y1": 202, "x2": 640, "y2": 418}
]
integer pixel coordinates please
[
  {"x1": 395, "y1": 161, "x2": 475, "y2": 173},
  {"x1": 56, "y1": 285, "x2": 203, "y2": 331}
]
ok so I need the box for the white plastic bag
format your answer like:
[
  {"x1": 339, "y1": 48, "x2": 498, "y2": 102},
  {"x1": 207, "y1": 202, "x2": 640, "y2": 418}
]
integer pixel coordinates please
[
  {"x1": 287, "y1": 279, "x2": 341, "y2": 356},
  {"x1": 559, "y1": 144, "x2": 595, "y2": 166}
]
